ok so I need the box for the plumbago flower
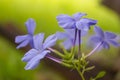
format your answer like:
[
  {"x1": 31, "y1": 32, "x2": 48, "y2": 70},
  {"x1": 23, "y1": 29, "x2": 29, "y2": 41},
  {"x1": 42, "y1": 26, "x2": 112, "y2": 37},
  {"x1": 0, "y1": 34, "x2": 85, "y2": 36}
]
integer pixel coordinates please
[
  {"x1": 22, "y1": 33, "x2": 57, "y2": 70},
  {"x1": 56, "y1": 12, "x2": 97, "y2": 30},
  {"x1": 15, "y1": 18, "x2": 36, "y2": 49},
  {"x1": 56, "y1": 13, "x2": 97, "y2": 50},
  {"x1": 91, "y1": 26, "x2": 120, "y2": 48},
  {"x1": 15, "y1": 12, "x2": 120, "y2": 80},
  {"x1": 86, "y1": 26, "x2": 120, "y2": 57},
  {"x1": 56, "y1": 29, "x2": 86, "y2": 49}
]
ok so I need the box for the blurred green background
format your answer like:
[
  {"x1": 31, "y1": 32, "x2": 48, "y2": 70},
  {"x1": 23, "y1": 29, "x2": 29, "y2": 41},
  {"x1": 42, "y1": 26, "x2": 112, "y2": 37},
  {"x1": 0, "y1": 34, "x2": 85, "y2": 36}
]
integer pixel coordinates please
[{"x1": 0, "y1": 0, "x2": 120, "y2": 80}]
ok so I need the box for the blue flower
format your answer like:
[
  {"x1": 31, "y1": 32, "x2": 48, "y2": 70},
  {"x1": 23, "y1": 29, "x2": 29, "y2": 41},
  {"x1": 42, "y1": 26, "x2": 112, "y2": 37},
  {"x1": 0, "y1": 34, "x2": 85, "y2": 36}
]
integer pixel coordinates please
[
  {"x1": 56, "y1": 29, "x2": 87, "y2": 49},
  {"x1": 56, "y1": 13, "x2": 97, "y2": 51},
  {"x1": 15, "y1": 18, "x2": 36, "y2": 49},
  {"x1": 90, "y1": 26, "x2": 120, "y2": 49},
  {"x1": 56, "y1": 12, "x2": 97, "y2": 31},
  {"x1": 22, "y1": 33, "x2": 57, "y2": 70}
]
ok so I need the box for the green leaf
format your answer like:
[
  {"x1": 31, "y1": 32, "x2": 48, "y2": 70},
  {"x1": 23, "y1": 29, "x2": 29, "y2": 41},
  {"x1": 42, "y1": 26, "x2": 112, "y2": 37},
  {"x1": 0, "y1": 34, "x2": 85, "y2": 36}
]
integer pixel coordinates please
[
  {"x1": 95, "y1": 71, "x2": 106, "y2": 79},
  {"x1": 90, "y1": 77, "x2": 95, "y2": 80},
  {"x1": 85, "y1": 66, "x2": 95, "y2": 71}
]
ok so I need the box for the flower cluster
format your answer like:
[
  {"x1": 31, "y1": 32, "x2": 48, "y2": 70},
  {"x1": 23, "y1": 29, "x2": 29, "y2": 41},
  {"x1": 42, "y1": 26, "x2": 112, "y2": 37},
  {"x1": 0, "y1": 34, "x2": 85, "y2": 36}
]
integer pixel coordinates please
[{"x1": 15, "y1": 12, "x2": 120, "y2": 80}]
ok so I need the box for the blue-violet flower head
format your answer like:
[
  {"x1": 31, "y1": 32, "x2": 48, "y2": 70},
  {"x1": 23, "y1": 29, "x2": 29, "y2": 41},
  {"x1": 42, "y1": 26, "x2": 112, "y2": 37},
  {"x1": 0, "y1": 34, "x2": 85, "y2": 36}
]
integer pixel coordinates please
[
  {"x1": 15, "y1": 18, "x2": 36, "y2": 49},
  {"x1": 56, "y1": 29, "x2": 87, "y2": 49},
  {"x1": 90, "y1": 26, "x2": 120, "y2": 49},
  {"x1": 21, "y1": 33, "x2": 57, "y2": 70},
  {"x1": 56, "y1": 12, "x2": 97, "y2": 31}
]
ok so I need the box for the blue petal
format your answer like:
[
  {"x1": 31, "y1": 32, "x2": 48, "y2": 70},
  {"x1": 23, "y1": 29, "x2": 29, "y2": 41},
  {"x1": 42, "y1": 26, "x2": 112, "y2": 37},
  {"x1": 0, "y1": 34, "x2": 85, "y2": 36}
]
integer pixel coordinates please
[
  {"x1": 65, "y1": 29, "x2": 76, "y2": 39},
  {"x1": 25, "y1": 50, "x2": 50, "y2": 70},
  {"x1": 65, "y1": 29, "x2": 87, "y2": 37},
  {"x1": 15, "y1": 35, "x2": 28, "y2": 43},
  {"x1": 76, "y1": 21, "x2": 89, "y2": 31},
  {"x1": 84, "y1": 18, "x2": 97, "y2": 25},
  {"x1": 33, "y1": 33, "x2": 44, "y2": 50},
  {"x1": 102, "y1": 41, "x2": 110, "y2": 49},
  {"x1": 22, "y1": 49, "x2": 38, "y2": 62},
  {"x1": 76, "y1": 18, "x2": 97, "y2": 31},
  {"x1": 29, "y1": 38, "x2": 34, "y2": 48},
  {"x1": 78, "y1": 18, "x2": 97, "y2": 26},
  {"x1": 16, "y1": 40, "x2": 29, "y2": 49},
  {"x1": 56, "y1": 14, "x2": 75, "y2": 29},
  {"x1": 56, "y1": 32, "x2": 68, "y2": 39},
  {"x1": 73, "y1": 12, "x2": 86, "y2": 21},
  {"x1": 43, "y1": 34, "x2": 57, "y2": 49},
  {"x1": 62, "y1": 39, "x2": 73, "y2": 49},
  {"x1": 108, "y1": 40, "x2": 120, "y2": 47},
  {"x1": 25, "y1": 18, "x2": 36, "y2": 35},
  {"x1": 105, "y1": 32, "x2": 117, "y2": 39},
  {"x1": 90, "y1": 36, "x2": 102, "y2": 43},
  {"x1": 94, "y1": 26, "x2": 104, "y2": 38},
  {"x1": 57, "y1": 29, "x2": 76, "y2": 41},
  {"x1": 81, "y1": 30, "x2": 88, "y2": 36}
]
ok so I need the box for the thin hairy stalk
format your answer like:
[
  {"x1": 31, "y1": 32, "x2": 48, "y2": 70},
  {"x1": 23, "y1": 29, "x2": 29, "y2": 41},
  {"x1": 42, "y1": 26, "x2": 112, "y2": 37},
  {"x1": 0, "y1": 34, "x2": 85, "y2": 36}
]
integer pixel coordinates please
[
  {"x1": 78, "y1": 30, "x2": 81, "y2": 57},
  {"x1": 77, "y1": 69, "x2": 85, "y2": 80},
  {"x1": 46, "y1": 54, "x2": 73, "y2": 67},
  {"x1": 86, "y1": 42, "x2": 103, "y2": 57},
  {"x1": 73, "y1": 29, "x2": 78, "y2": 46},
  {"x1": 70, "y1": 29, "x2": 77, "y2": 58},
  {"x1": 47, "y1": 48, "x2": 64, "y2": 58},
  {"x1": 46, "y1": 54, "x2": 61, "y2": 63},
  {"x1": 74, "y1": 64, "x2": 85, "y2": 80}
]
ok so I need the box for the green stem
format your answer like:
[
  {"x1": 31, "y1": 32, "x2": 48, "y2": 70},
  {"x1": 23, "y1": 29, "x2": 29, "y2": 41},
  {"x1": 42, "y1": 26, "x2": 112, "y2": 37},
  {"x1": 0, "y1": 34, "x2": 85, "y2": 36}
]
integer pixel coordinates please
[
  {"x1": 74, "y1": 64, "x2": 85, "y2": 80},
  {"x1": 61, "y1": 62, "x2": 73, "y2": 68},
  {"x1": 48, "y1": 48, "x2": 64, "y2": 58},
  {"x1": 70, "y1": 46, "x2": 75, "y2": 59},
  {"x1": 60, "y1": 45, "x2": 68, "y2": 55},
  {"x1": 77, "y1": 69, "x2": 85, "y2": 80}
]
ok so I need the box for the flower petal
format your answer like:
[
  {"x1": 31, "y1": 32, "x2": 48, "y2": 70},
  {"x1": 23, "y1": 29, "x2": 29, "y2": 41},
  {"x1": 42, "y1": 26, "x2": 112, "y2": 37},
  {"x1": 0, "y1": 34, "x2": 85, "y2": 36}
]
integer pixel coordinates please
[
  {"x1": 62, "y1": 39, "x2": 73, "y2": 49},
  {"x1": 25, "y1": 18, "x2": 36, "y2": 35},
  {"x1": 102, "y1": 41, "x2": 110, "y2": 49},
  {"x1": 56, "y1": 14, "x2": 75, "y2": 29},
  {"x1": 22, "y1": 49, "x2": 38, "y2": 62},
  {"x1": 15, "y1": 35, "x2": 28, "y2": 43},
  {"x1": 90, "y1": 36, "x2": 102, "y2": 43},
  {"x1": 43, "y1": 34, "x2": 57, "y2": 49},
  {"x1": 25, "y1": 50, "x2": 50, "y2": 70},
  {"x1": 56, "y1": 32, "x2": 68, "y2": 39},
  {"x1": 94, "y1": 26, "x2": 104, "y2": 38},
  {"x1": 80, "y1": 18, "x2": 97, "y2": 26},
  {"x1": 81, "y1": 30, "x2": 88, "y2": 36},
  {"x1": 108, "y1": 40, "x2": 120, "y2": 47},
  {"x1": 29, "y1": 38, "x2": 34, "y2": 48},
  {"x1": 16, "y1": 40, "x2": 29, "y2": 49},
  {"x1": 65, "y1": 29, "x2": 76, "y2": 39},
  {"x1": 33, "y1": 33, "x2": 44, "y2": 50},
  {"x1": 76, "y1": 18, "x2": 97, "y2": 31},
  {"x1": 76, "y1": 21, "x2": 89, "y2": 31},
  {"x1": 73, "y1": 12, "x2": 86, "y2": 21},
  {"x1": 82, "y1": 18, "x2": 97, "y2": 25},
  {"x1": 105, "y1": 32, "x2": 117, "y2": 39}
]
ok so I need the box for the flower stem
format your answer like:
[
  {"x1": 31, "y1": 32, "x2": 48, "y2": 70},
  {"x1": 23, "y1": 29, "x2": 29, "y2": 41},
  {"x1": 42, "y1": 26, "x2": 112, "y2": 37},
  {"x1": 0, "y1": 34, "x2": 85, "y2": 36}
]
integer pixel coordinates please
[
  {"x1": 70, "y1": 29, "x2": 77, "y2": 59},
  {"x1": 77, "y1": 69, "x2": 85, "y2": 80},
  {"x1": 74, "y1": 64, "x2": 85, "y2": 80},
  {"x1": 47, "y1": 48, "x2": 64, "y2": 58},
  {"x1": 73, "y1": 29, "x2": 77, "y2": 46},
  {"x1": 86, "y1": 42, "x2": 102, "y2": 57},
  {"x1": 46, "y1": 54, "x2": 61, "y2": 63},
  {"x1": 78, "y1": 30, "x2": 81, "y2": 57},
  {"x1": 46, "y1": 54, "x2": 73, "y2": 68}
]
